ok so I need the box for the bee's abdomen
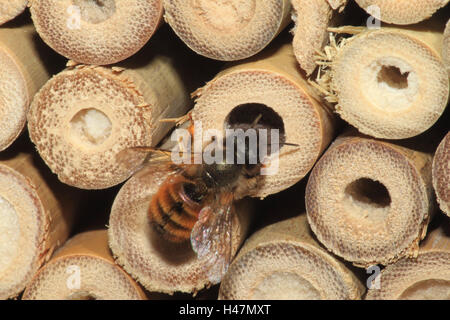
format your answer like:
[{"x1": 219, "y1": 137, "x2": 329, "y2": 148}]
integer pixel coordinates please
[{"x1": 149, "y1": 175, "x2": 202, "y2": 243}]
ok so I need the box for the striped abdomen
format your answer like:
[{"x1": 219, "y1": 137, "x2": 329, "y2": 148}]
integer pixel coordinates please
[{"x1": 149, "y1": 174, "x2": 203, "y2": 243}]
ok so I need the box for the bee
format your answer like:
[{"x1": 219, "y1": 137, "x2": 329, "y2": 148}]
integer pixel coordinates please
[{"x1": 117, "y1": 111, "x2": 294, "y2": 283}]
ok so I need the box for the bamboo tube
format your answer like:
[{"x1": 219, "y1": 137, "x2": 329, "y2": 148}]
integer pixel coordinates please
[
  {"x1": 444, "y1": 19, "x2": 450, "y2": 74},
  {"x1": 432, "y1": 132, "x2": 449, "y2": 217},
  {"x1": 316, "y1": 26, "x2": 449, "y2": 139},
  {"x1": 27, "y1": 29, "x2": 213, "y2": 190},
  {"x1": 163, "y1": 0, "x2": 292, "y2": 61},
  {"x1": 291, "y1": 0, "x2": 333, "y2": 75},
  {"x1": 192, "y1": 41, "x2": 336, "y2": 199},
  {"x1": 108, "y1": 164, "x2": 255, "y2": 295},
  {"x1": 366, "y1": 221, "x2": 450, "y2": 300},
  {"x1": 0, "y1": 145, "x2": 77, "y2": 299},
  {"x1": 0, "y1": 23, "x2": 60, "y2": 151},
  {"x1": 29, "y1": 0, "x2": 163, "y2": 65},
  {"x1": 305, "y1": 133, "x2": 435, "y2": 267},
  {"x1": 23, "y1": 230, "x2": 147, "y2": 300},
  {"x1": 219, "y1": 214, "x2": 364, "y2": 300},
  {"x1": 354, "y1": 0, "x2": 449, "y2": 25},
  {"x1": 0, "y1": 0, "x2": 27, "y2": 25}
]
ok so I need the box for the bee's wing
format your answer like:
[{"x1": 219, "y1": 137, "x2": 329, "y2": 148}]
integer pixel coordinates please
[{"x1": 190, "y1": 192, "x2": 235, "y2": 284}]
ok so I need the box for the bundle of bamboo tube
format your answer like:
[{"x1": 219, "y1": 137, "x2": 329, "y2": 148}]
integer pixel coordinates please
[
  {"x1": 366, "y1": 221, "x2": 450, "y2": 300},
  {"x1": 163, "y1": 0, "x2": 292, "y2": 61},
  {"x1": 219, "y1": 214, "x2": 364, "y2": 300},
  {"x1": 23, "y1": 230, "x2": 147, "y2": 300},
  {"x1": 0, "y1": 141, "x2": 78, "y2": 299},
  {"x1": 27, "y1": 28, "x2": 218, "y2": 190},
  {"x1": 192, "y1": 39, "x2": 336, "y2": 199},
  {"x1": 0, "y1": 22, "x2": 62, "y2": 151},
  {"x1": 306, "y1": 132, "x2": 436, "y2": 267},
  {"x1": 29, "y1": 0, "x2": 164, "y2": 65},
  {"x1": 0, "y1": 0, "x2": 27, "y2": 25}
]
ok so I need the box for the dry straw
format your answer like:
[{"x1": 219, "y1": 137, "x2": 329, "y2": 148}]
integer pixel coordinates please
[
  {"x1": 219, "y1": 214, "x2": 364, "y2": 300},
  {"x1": 291, "y1": 0, "x2": 346, "y2": 75}
]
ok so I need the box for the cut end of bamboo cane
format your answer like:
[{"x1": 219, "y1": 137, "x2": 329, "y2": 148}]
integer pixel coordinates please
[
  {"x1": 354, "y1": 0, "x2": 449, "y2": 25},
  {"x1": 108, "y1": 165, "x2": 245, "y2": 294},
  {"x1": 220, "y1": 243, "x2": 358, "y2": 299},
  {"x1": 366, "y1": 252, "x2": 450, "y2": 299},
  {"x1": 29, "y1": 0, "x2": 163, "y2": 65},
  {"x1": 23, "y1": 231, "x2": 146, "y2": 300},
  {"x1": 0, "y1": 0, "x2": 28, "y2": 25},
  {"x1": 432, "y1": 132, "x2": 450, "y2": 217},
  {"x1": 0, "y1": 47, "x2": 29, "y2": 151},
  {"x1": 0, "y1": 164, "x2": 45, "y2": 299},
  {"x1": 306, "y1": 136, "x2": 432, "y2": 266},
  {"x1": 219, "y1": 215, "x2": 363, "y2": 300},
  {"x1": 163, "y1": 0, "x2": 290, "y2": 61},
  {"x1": 28, "y1": 67, "x2": 152, "y2": 189},
  {"x1": 193, "y1": 70, "x2": 332, "y2": 199},
  {"x1": 326, "y1": 29, "x2": 449, "y2": 139},
  {"x1": 291, "y1": 0, "x2": 332, "y2": 75}
]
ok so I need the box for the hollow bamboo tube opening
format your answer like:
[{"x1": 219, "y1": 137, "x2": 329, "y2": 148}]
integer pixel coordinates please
[
  {"x1": 219, "y1": 214, "x2": 364, "y2": 300},
  {"x1": 432, "y1": 132, "x2": 449, "y2": 217},
  {"x1": 192, "y1": 41, "x2": 336, "y2": 199},
  {"x1": 163, "y1": 0, "x2": 292, "y2": 61},
  {"x1": 22, "y1": 230, "x2": 147, "y2": 300},
  {"x1": 0, "y1": 0, "x2": 27, "y2": 25},
  {"x1": 320, "y1": 26, "x2": 449, "y2": 139},
  {"x1": 29, "y1": 0, "x2": 163, "y2": 65},
  {"x1": 366, "y1": 222, "x2": 450, "y2": 299},
  {"x1": 291, "y1": 0, "x2": 333, "y2": 75},
  {"x1": 27, "y1": 32, "x2": 207, "y2": 190},
  {"x1": 0, "y1": 147, "x2": 77, "y2": 299},
  {"x1": 108, "y1": 164, "x2": 254, "y2": 295},
  {"x1": 306, "y1": 134, "x2": 435, "y2": 267},
  {"x1": 354, "y1": 0, "x2": 449, "y2": 25},
  {"x1": 0, "y1": 23, "x2": 60, "y2": 151}
]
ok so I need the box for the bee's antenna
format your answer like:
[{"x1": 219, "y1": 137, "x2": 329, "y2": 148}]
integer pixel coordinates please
[{"x1": 251, "y1": 114, "x2": 263, "y2": 127}]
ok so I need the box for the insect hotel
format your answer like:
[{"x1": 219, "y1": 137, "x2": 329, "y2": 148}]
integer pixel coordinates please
[{"x1": 0, "y1": 0, "x2": 448, "y2": 301}]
